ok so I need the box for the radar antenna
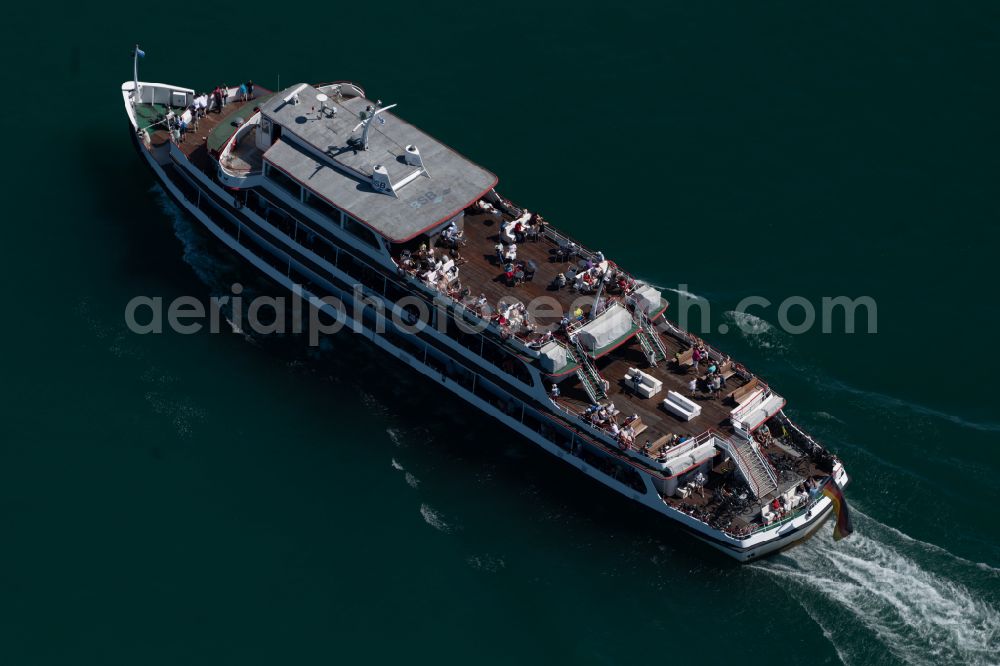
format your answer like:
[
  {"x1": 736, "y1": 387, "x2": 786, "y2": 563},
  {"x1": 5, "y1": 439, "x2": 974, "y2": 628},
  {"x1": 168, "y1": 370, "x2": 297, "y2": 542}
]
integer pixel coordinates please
[{"x1": 352, "y1": 101, "x2": 397, "y2": 151}]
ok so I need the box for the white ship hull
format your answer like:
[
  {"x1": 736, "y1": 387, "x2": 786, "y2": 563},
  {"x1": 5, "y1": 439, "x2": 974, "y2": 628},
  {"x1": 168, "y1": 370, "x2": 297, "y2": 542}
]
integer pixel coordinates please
[{"x1": 123, "y1": 80, "x2": 849, "y2": 562}]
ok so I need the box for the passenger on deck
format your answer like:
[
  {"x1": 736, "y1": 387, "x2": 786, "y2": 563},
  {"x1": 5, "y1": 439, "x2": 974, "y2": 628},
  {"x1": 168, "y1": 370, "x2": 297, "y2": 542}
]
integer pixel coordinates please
[
  {"x1": 238, "y1": 82, "x2": 248, "y2": 102},
  {"x1": 247, "y1": 80, "x2": 255, "y2": 99},
  {"x1": 494, "y1": 241, "x2": 504, "y2": 264},
  {"x1": 688, "y1": 377, "x2": 698, "y2": 398},
  {"x1": 193, "y1": 93, "x2": 208, "y2": 116}
]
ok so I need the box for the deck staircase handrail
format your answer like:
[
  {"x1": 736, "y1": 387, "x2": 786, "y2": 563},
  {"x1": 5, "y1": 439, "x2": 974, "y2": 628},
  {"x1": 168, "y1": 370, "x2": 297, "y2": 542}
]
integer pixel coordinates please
[
  {"x1": 641, "y1": 311, "x2": 670, "y2": 360},
  {"x1": 754, "y1": 436, "x2": 780, "y2": 492},
  {"x1": 635, "y1": 326, "x2": 657, "y2": 367},
  {"x1": 565, "y1": 344, "x2": 599, "y2": 402},
  {"x1": 744, "y1": 435, "x2": 779, "y2": 497},
  {"x1": 719, "y1": 434, "x2": 778, "y2": 499},
  {"x1": 631, "y1": 308, "x2": 669, "y2": 365},
  {"x1": 568, "y1": 337, "x2": 608, "y2": 401},
  {"x1": 575, "y1": 369, "x2": 600, "y2": 404},
  {"x1": 718, "y1": 437, "x2": 762, "y2": 498}
]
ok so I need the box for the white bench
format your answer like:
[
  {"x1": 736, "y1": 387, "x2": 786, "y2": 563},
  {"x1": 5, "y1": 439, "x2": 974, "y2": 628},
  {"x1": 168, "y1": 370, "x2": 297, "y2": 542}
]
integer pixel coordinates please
[
  {"x1": 662, "y1": 390, "x2": 702, "y2": 421},
  {"x1": 625, "y1": 367, "x2": 662, "y2": 399}
]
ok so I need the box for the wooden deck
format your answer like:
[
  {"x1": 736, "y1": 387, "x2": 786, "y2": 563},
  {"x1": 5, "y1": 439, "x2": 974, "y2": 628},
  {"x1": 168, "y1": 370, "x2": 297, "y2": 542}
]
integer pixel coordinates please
[
  {"x1": 418, "y1": 212, "x2": 620, "y2": 328},
  {"x1": 397, "y1": 209, "x2": 751, "y2": 445},
  {"x1": 147, "y1": 90, "x2": 271, "y2": 175},
  {"x1": 559, "y1": 332, "x2": 750, "y2": 444}
]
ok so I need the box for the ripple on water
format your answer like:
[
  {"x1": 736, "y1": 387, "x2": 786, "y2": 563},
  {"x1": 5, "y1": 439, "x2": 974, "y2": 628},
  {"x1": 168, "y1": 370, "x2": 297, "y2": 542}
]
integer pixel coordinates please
[{"x1": 751, "y1": 510, "x2": 1000, "y2": 666}]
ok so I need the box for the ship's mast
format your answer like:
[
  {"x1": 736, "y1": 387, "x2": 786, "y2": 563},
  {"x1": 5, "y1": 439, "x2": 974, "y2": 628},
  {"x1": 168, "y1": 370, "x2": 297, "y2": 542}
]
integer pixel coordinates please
[
  {"x1": 132, "y1": 44, "x2": 143, "y2": 104},
  {"x1": 589, "y1": 271, "x2": 610, "y2": 320},
  {"x1": 352, "y1": 101, "x2": 397, "y2": 150}
]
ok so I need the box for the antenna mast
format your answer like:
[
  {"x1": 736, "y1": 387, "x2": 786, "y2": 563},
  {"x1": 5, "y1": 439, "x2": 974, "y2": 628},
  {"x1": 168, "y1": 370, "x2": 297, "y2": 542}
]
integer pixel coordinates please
[
  {"x1": 132, "y1": 44, "x2": 141, "y2": 103},
  {"x1": 352, "y1": 101, "x2": 397, "y2": 150}
]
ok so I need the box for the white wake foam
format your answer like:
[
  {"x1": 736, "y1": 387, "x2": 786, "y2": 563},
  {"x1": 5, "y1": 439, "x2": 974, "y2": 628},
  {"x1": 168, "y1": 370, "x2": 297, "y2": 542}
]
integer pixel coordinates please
[
  {"x1": 419, "y1": 504, "x2": 453, "y2": 533},
  {"x1": 752, "y1": 511, "x2": 1000, "y2": 665},
  {"x1": 390, "y1": 458, "x2": 420, "y2": 488},
  {"x1": 722, "y1": 310, "x2": 788, "y2": 352},
  {"x1": 661, "y1": 286, "x2": 706, "y2": 301},
  {"x1": 386, "y1": 428, "x2": 405, "y2": 447},
  {"x1": 467, "y1": 554, "x2": 506, "y2": 573}
]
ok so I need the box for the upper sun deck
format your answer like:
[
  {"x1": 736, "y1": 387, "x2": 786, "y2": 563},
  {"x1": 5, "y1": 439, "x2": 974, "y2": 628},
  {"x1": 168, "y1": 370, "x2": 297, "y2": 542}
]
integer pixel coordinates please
[
  {"x1": 258, "y1": 83, "x2": 497, "y2": 242},
  {"x1": 391, "y1": 198, "x2": 786, "y2": 465}
]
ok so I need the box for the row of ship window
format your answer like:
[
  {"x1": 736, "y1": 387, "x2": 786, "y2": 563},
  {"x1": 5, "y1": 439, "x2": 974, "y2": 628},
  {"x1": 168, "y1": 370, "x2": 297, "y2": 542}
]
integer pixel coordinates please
[{"x1": 168, "y1": 164, "x2": 648, "y2": 495}]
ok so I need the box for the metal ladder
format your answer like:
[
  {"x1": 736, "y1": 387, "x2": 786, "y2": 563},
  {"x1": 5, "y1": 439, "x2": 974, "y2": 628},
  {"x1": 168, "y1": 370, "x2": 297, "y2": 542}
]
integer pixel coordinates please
[
  {"x1": 635, "y1": 326, "x2": 658, "y2": 367},
  {"x1": 574, "y1": 369, "x2": 600, "y2": 405},
  {"x1": 569, "y1": 338, "x2": 608, "y2": 401},
  {"x1": 639, "y1": 310, "x2": 670, "y2": 362}
]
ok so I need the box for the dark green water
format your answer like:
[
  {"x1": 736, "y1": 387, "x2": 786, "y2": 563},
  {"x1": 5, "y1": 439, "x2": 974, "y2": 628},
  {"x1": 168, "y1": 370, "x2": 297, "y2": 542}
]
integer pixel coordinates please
[{"x1": 2, "y1": 2, "x2": 999, "y2": 664}]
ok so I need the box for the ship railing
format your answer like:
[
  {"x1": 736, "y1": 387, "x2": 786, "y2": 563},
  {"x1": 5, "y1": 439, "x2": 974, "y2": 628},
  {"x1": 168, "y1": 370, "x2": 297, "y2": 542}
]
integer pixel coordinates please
[
  {"x1": 489, "y1": 190, "x2": 638, "y2": 282},
  {"x1": 777, "y1": 411, "x2": 821, "y2": 450},
  {"x1": 218, "y1": 115, "x2": 262, "y2": 177},
  {"x1": 657, "y1": 317, "x2": 754, "y2": 381},
  {"x1": 741, "y1": 492, "x2": 827, "y2": 538},
  {"x1": 730, "y1": 386, "x2": 771, "y2": 424},
  {"x1": 773, "y1": 410, "x2": 836, "y2": 464}
]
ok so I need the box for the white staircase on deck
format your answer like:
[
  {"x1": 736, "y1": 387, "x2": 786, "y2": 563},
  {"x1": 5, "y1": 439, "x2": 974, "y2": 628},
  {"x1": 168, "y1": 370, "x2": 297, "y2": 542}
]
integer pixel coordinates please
[
  {"x1": 569, "y1": 338, "x2": 608, "y2": 402},
  {"x1": 720, "y1": 434, "x2": 779, "y2": 499},
  {"x1": 632, "y1": 309, "x2": 669, "y2": 367}
]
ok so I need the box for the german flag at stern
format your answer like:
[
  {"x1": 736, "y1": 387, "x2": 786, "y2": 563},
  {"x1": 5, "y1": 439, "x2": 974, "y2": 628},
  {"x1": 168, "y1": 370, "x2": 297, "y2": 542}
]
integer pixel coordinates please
[{"x1": 821, "y1": 477, "x2": 853, "y2": 541}]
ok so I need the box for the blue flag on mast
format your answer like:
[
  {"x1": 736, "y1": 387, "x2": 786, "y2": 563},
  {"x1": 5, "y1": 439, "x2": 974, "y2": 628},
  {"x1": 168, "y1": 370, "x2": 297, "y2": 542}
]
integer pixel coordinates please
[{"x1": 135, "y1": 47, "x2": 145, "y2": 58}]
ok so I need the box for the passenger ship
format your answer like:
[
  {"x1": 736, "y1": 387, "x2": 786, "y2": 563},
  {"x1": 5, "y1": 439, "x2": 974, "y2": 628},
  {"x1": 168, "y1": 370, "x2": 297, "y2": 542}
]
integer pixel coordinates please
[{"x1": 122, "y1": 60, "x2": 849, "y2": 561}]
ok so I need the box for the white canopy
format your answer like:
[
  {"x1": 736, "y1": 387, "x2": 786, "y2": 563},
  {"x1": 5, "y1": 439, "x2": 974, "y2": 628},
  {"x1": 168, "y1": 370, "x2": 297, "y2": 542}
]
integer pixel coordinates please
[
  {"x1": 576, "y1": 303, "x2": 634, "y2": 354},
  {"x1": 538, "y1": 341, "x2": 568, "y2": 373},
  {"x1": 631, "y1": 284, "x2": 663, "y2": 316}
]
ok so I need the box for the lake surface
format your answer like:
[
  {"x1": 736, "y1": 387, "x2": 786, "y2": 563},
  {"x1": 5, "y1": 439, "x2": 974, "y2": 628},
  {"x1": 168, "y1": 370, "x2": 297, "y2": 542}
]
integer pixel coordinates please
[{"x1": 1, "y1": 2, "x2": 998, "y2": 664}]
